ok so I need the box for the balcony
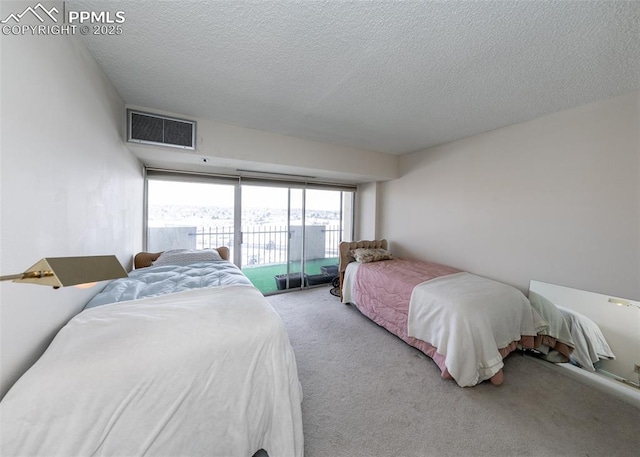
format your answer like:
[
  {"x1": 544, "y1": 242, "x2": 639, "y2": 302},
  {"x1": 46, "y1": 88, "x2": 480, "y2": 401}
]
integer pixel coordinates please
[{"x1": 148, "y1": 224, "x2": 341, "y2": 294}]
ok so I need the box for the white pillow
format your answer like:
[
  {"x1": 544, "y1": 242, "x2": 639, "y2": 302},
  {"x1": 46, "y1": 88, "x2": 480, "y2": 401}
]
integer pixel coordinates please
[
  {"x1": 152, "y1": 249, "x2": 222, "y2": 267},
  {"x1": 350, "y1": 248, "x2": 393, "y2": 263}
]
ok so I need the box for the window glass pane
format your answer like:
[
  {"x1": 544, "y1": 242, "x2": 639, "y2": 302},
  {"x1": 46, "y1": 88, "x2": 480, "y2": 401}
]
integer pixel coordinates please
[
  {"x1": 145, "y1": 172, "x2": 355, "y2": 295},
  {"x1": 303, "y1": 189, "x2": 344, "y2": 286},
  {"x1": 147, "y1": 180, "x2": 235, "y2": 254},
  {"x1": 240, "y1": 185, "x2": 295, "y2": 293},
  {"x1": 341, "y1": 191, "x2": 354, "y2": 243}
]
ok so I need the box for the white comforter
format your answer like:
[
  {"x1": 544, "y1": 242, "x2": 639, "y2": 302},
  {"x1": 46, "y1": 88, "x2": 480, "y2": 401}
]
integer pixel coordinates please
[
  {"x1": 557, "y1": 305, "x2": 615, "y2": 371},
  {"x1": 407, "y1": 272, "x2": 544, "y2": 387},
  {"x1": 0, "y1": 285, "x2": 303, "y2": 457}
]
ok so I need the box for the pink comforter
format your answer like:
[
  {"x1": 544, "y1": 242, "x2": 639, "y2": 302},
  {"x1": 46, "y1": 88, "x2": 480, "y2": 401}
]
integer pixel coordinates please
[{"x1": 352, "y1": 258, "x2": 534, "y2": 385}]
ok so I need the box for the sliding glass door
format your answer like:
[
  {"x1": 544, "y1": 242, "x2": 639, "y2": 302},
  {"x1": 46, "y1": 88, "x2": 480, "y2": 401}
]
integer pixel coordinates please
[
  {"x1": 240, "y1": 185, "x2": 351, "y2": 294},
  {"x1": 303, "y1": 189, "x2": 343, "y2": 287},
  {"x1": 239, "y1": 185, "x2": 299, "y2": 293},
  {"x1": 146, "y1": 172, "x2": 354, "y2": 294}
]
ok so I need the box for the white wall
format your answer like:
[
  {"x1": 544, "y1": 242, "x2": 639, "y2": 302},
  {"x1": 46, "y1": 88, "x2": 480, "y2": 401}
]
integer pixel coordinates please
[
  {"x1": 355, "y1": 182, "x2": 379, "y2": 240},
  {"x1": 0, "y1": 33, "x2": 143, "y2": 398},
  {"x1": 126, "y1": 105, "x2": 399, "y2": 184},
  {"x1": 380, "y1": 92, "x2": 640, "y2": 300}
]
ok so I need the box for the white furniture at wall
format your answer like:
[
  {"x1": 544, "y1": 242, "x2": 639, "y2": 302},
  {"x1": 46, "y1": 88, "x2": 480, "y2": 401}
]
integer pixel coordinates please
[{"x1": 529, "y1": 280, "x2": 640, "y2": 407}]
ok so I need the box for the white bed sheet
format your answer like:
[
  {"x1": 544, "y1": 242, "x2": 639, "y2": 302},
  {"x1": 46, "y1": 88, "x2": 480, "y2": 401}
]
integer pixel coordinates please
[
  {"x1": 408, "y1": 272, "x2": 545, "y2": 386},
  {"x1": 558, "y1": 305, "x2": 615, "y2": 371},
  {"x1": 340, "y1": 261, "x2": 360, "y2": 304},
  {"x1": 0, "y1": 285, "x2": 303, "y2": 457},
  {"x1": 528, "y1": 290, "x2": 575, "y2": 350}
]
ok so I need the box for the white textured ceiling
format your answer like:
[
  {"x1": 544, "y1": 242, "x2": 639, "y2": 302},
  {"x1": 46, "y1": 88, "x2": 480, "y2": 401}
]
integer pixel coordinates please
[{"x1": 71, "y1": 0, "x2": 640, "y2": 155}]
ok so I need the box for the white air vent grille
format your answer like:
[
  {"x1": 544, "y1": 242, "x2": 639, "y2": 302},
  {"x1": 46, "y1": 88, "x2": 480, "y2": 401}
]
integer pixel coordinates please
[{"x1": 127, "y1": 110, "x2": 196, "y2": 150}]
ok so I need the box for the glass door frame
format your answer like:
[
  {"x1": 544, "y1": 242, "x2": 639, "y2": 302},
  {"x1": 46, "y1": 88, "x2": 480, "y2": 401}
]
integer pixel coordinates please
[{"x1": 144, "y1": 168, "x2": 356, "y2": 294}]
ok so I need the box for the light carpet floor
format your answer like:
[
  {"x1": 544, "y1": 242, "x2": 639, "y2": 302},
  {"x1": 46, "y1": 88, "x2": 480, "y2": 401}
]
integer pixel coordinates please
[{"x1": 266, "y1": 286, "x2": 639, "y2": 457}]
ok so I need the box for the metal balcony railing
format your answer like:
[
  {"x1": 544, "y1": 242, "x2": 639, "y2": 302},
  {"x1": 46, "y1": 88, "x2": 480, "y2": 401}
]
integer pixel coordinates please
[{"x1": 188, "y1": 225, "x2": 341, "y2": 267}]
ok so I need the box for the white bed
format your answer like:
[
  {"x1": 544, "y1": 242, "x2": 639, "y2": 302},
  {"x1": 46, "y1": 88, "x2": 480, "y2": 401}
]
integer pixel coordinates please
[
  {"x1": 0, "y1": 249, "x2": 303, "y2": 457},
  {"x1": 339, "y1": 240, "x2": 546, "y2": 387}
]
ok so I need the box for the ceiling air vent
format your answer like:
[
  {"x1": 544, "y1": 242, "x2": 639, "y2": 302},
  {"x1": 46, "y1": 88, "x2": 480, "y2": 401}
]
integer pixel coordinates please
[{"x1": 127, "y1": 110, "x2": 196, "y2": 150}]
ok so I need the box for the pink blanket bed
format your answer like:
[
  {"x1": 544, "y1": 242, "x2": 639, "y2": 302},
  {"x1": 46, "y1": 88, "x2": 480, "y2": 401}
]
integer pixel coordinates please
[{"x1": 350, "y1": 258, "x2": 539, "y2": 386}]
